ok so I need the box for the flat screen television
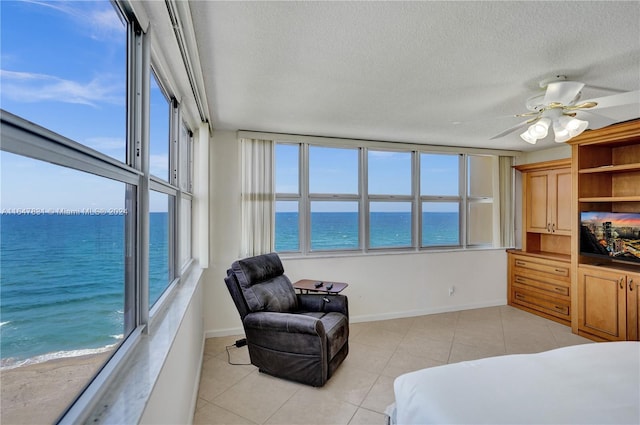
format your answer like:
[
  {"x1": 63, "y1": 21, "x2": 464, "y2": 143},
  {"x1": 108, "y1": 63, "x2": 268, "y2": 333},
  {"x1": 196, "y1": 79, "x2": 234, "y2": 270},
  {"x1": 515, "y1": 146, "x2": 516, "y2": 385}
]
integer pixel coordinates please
[{"x1": 580, "y1": 212, "x2": 640, "y2": 265}]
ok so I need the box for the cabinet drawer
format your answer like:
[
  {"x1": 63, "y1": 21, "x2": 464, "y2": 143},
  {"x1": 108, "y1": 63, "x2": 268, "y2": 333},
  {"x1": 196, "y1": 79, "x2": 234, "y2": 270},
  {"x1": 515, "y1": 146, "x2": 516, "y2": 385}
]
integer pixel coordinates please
[
  {"x1": 512, "y1": 257, "x2": 569, "y2": 278},
  {"x1": 513, "y1": 289, "x2": 570, "y2": 318},
  {"x1": 513, "y1": 274, "x2": 570, "y2": 297}
]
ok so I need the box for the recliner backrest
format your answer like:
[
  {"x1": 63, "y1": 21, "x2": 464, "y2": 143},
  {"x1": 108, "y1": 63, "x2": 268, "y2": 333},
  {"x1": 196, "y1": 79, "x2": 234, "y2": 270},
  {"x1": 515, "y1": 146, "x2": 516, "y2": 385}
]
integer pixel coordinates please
[{"x1": 230, "y1": 252, "x2": 298, "y2": 313}]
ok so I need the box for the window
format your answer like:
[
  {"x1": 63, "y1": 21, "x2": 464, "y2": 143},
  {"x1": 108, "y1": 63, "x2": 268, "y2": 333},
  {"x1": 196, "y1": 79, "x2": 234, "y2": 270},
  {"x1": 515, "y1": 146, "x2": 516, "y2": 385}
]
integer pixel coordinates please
[
  {"x1": 420, "y1": 153, "x2": 461, "y2": 247},
  {"x1": 467, "y1": 155, "x2": 495, "y2": 246},
  {"x1": 370, "y1": 201, "x2": 412, "y2": 248},
  {"x1": 178, "y1": 121, "x2": 193, "y2": 270},
  {"x1": 309, "y1": 146, "x2": 358, "y2": 194},
  {"x1": 149, "y1": 190, "x2": 172, "y2": 308},
  {"x1": 150, "y1": 72, "x2": 171, "y2": 180},
  {"x1": 0, "y1": 2, "x2": 194, "y2": 423},
  {"x1": 310, "y1": 201, "x2": 359, "y2": 251},
  {"x1": 0, "y1": 153, "x2": 132, "y2": 424},
  {"x1": 308, "y1": 146, "x2": 360, "y2": 251},
  {"x1": 275, "y1": 144, "x2": 300, "y2": 252},
  {"x1": 368, "y1": 150, "x2": 413, "y2": 248},
  {"x1": 273, "y1": 140, "x2": 508, "y2": 255}
]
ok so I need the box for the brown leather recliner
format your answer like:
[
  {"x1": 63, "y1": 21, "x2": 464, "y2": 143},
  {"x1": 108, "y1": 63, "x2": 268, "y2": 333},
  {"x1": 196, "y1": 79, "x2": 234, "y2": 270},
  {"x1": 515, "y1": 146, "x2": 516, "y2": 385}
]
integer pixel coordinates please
[{"x1": 224, "y1": 252, "x2": 349, "y2": 387}]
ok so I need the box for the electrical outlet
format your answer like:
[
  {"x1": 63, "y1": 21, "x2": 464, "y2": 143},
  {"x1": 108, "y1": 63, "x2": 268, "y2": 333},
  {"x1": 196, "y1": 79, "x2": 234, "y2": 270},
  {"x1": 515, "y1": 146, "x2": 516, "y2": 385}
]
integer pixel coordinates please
[{"x1": 449, "y1": 286, "x2": 455, "y2": 296}]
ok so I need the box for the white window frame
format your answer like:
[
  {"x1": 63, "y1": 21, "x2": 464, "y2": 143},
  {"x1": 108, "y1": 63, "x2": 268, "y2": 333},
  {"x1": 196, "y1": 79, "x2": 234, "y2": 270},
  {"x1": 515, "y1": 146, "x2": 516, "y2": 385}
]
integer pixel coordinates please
[
  {"x1": 272, "y1": 136, "x2": 514, "y2": 256},
  {"x1": 0, "y1": 1, "x2": 196, "y2": 422}
]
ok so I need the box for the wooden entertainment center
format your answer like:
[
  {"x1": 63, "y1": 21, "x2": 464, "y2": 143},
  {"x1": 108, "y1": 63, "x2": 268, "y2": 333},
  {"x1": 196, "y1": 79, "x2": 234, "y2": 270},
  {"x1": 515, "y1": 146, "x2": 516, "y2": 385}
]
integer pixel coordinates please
[{"x1": 508, "y1": 119, "x2": 640, "y2": 341}]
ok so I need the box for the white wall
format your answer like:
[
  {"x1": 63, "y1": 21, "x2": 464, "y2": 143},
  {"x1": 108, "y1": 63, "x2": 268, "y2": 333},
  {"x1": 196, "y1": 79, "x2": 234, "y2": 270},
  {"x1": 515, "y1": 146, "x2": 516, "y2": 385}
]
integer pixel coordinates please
[
  {"x1": 204, "y1": 130, "x2": 508, "y2": 336},
  {"x1": 140, "y1": 280, "x2": 204, "y2": 425},
  {"x1": 517, "y1": 144, "x2": 571, "y2": 165}
]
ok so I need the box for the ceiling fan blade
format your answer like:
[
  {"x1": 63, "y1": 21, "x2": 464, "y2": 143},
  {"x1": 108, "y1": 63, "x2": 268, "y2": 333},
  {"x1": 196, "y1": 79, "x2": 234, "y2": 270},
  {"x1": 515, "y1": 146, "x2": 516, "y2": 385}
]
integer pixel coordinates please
[
  {"x1": 543, "y1": 81, "x2": 585, "y2": 106},
  {"x1": 584, "y1": 90, "x2": 640, "y2": 110},
  {"x1": 489, "y1": 118, "x2": 537, "y2": 140},
  {"x1": 574, "y1": 110, "x2": 620, "y2": 130}
]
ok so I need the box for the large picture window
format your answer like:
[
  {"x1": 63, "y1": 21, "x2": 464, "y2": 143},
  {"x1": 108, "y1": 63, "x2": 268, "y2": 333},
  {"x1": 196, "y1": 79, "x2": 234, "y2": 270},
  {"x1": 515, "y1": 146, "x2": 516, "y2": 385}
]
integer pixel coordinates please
[
  {"x1": 0, "y1": 2, "x2": 194, "y2": 423},
  {"x1": 274, "y1": 141, "x2": 509, "y2": 255}
]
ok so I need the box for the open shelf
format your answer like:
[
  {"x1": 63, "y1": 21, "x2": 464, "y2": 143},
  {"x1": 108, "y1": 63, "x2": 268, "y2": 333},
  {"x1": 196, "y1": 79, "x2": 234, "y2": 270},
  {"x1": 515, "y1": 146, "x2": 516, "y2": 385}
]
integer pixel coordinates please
[
  {"x1": 579, "y1": 196, "x2": 640, "y2": 203},
  {"x1": 578, "y1": 163, "x2": 640, "y2": 174}
]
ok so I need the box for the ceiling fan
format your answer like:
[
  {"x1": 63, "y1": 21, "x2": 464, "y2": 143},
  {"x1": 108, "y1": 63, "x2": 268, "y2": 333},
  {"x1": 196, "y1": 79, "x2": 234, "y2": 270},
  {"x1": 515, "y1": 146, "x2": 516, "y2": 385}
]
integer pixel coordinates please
[{"x1": 491, "y1": 75, "x2": 640, "y2": 144}]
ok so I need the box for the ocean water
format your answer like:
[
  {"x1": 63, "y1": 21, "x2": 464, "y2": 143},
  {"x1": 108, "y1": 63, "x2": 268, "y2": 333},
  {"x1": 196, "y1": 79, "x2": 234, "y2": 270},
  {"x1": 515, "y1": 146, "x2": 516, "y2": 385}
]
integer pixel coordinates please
[
  {"x1": 0, "y1": 213, "x2": 168, "y2": 368},
  {"x1": 275, "y1": 211, "x2": 459, "y2": 251}
]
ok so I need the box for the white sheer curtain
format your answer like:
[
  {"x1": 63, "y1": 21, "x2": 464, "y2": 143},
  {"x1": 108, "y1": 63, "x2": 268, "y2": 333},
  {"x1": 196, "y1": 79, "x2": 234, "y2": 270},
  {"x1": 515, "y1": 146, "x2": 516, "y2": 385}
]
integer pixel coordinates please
[
  {"x1": 240, "y1": 138, "x2": 275, "y2": 257},
  {"x1": 499, "y1": 155, "x2": 515, "y2": 247}
]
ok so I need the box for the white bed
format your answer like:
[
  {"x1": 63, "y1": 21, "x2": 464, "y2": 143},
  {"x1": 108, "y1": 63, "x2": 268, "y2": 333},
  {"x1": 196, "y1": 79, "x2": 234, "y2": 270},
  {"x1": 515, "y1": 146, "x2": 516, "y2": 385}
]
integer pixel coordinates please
[{"x1": 388, "y1": 342, "x2": 640, "y2": 425}]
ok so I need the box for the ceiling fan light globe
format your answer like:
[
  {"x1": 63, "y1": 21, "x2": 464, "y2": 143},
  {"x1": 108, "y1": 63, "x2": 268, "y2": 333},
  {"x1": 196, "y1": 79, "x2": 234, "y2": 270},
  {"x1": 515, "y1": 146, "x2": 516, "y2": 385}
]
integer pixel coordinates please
[
  {"x1": 520, "y1": 130, "x2": 537, "y2": 144},
  {"x1": 554, "y1": 131, "x2": 572, "y2": 143},
  {"x1": 529, "y1": 118, "x2": 551, "y2": 138},
  {"x1": 553, "y1": 121, "x2": 569, "y2": 136},
  {"x1": 567, "y1": 118, "x2": 589, "y2": 137}
]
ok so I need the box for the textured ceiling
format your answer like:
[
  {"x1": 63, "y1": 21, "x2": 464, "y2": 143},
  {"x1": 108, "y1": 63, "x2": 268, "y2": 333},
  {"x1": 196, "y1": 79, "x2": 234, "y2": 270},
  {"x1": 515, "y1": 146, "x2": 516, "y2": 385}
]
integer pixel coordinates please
[{"x1": 189, "y1": 1, "x2": 640, "y2": 151}]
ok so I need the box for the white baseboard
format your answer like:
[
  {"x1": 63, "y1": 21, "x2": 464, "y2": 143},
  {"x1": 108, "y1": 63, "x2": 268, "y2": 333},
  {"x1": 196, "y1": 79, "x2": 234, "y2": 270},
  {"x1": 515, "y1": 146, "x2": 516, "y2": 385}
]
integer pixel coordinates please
[
  {"x1": 350, "y1": 299, "x2": 507, "y2": 323},
  {"x1": 203, "y1": 299, "x2": 507, "y2": 338},
  {"x1": 204, "y1": 327, "x2": 245, "y2": 339}
]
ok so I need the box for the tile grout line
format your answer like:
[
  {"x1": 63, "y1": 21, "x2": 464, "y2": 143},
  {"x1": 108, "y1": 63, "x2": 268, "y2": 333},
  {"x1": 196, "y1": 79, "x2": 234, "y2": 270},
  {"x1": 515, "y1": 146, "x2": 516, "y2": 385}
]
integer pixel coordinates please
[
  {"x1": 499, "y1": 305, "x2": 508, "y2": 355},
  {"x1": 446, "y1": 310, "x2": 461, "y2": 364}
]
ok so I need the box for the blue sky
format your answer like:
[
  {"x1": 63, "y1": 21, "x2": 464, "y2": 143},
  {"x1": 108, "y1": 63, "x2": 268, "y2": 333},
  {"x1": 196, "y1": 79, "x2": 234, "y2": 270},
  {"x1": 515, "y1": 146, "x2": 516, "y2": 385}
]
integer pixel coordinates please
[{"x1": 1, "y1": 0, "x2": 168, "y2": 211}]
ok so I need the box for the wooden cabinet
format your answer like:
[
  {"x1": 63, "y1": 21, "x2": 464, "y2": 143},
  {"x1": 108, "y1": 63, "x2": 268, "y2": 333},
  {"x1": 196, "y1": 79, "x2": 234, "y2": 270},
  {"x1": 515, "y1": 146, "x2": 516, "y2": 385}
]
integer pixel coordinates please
[
  {"x1": 577, "y1": 265, "x2": 640, "y2": 341},
  {"x1": 515, "y1": 159, "x2": 572, "y2": 257},
  {"x1": 508, "y1": 252, "x2": 571, "y2": 325},
  {"x1": 526, "y1": 168, "x2": 572, "y2": 235},
  {"x1": 570, "y1": 120, "x2": 640, "y2": 341},
  {"x1": 628, "y1": 274, "x2": 640, "y2": 341},
  {"x1": 510, "y1": 159, "x2": 572, "y2": 323}
]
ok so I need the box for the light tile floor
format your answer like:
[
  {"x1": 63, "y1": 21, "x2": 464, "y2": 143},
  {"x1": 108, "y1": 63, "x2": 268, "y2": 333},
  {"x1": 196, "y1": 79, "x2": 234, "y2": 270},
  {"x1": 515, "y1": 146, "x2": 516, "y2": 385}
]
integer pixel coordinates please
[{"x1": 193, "y1": 306, "x2": 592, "y2": 424}]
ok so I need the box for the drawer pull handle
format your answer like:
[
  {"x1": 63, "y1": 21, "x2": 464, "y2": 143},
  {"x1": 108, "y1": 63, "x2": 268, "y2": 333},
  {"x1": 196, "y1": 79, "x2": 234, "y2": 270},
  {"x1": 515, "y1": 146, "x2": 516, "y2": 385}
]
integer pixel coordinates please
[
  {"x1": 547, "y1": 223, "x2": 551, "y2": 232},
  {"x1": 554, "y1": 268, "x2": 565, "y2": 273},
  {"x1": 620, "y1": 277, "x2": 624, "y2": 290},
  {"x1": 552, "y1": 223, "x2": 556, "y2": 233},
  {"x1": 515, "y1": 260, "x2": 526, "y2": 266},
  {"x1": 515, "y1": 277, "x2": 525, "y2": 283},
  {"x1": 555, "y1": 287, "x2": 564, "y2": 292},
  {"x1": 630, "y1": 279, "x2": 634, "y2": 291},
  {"x1": 554, "y1": 306, "x2": 566, "y2": 313},
  {"x1": 515, "y1": 294, "x2": 525, "y2": 300}
]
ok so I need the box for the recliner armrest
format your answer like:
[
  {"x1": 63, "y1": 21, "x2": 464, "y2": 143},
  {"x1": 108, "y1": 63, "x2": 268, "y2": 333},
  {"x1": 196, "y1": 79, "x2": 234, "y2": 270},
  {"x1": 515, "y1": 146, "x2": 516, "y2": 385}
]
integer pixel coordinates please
[
  {"x1": 297, "y1": 294, "x2": 349, "y2": 317},
  {"x1": 244, "y1": 311, "x2": 325, "y2": 336}
]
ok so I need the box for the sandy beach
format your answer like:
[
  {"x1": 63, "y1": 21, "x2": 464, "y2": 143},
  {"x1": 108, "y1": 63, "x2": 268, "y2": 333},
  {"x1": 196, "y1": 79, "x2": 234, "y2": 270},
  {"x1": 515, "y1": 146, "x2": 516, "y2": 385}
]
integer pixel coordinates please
[{"x1": 1, "y1": 351, "x2": 111, "y2": 424}]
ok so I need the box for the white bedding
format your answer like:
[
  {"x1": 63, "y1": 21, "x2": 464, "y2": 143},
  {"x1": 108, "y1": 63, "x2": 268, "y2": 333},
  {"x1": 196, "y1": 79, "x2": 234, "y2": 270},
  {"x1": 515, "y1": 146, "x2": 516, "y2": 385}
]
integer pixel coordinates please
[{"x1": 391, "y1": 342, "x2": 640, "y2": 425}]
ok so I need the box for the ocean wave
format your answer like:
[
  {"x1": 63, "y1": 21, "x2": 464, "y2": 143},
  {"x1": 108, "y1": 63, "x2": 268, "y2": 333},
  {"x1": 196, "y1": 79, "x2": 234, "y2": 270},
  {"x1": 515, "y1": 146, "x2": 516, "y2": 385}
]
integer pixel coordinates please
[
  {"x1": 0, "y1": 321, "x2": 10, "y2": 327},
  {"x1": 0, "y1": 343, "x2": 118, "y2": 370}
]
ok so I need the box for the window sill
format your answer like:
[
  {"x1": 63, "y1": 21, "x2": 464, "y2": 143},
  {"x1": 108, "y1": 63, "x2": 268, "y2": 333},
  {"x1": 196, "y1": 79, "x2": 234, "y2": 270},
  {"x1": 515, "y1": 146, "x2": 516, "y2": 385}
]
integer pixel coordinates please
[
  {"x1": 279, "y1": 246, "x2": 511, "y2": 261},
  {"x1": 64, "y1": 264, "x2": 203, "y2": 424}
]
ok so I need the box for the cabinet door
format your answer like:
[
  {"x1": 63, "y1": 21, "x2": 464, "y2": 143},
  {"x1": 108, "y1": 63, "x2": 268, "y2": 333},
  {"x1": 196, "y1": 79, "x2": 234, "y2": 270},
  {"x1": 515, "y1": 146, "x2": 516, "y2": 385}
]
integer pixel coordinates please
[
  {"x1": 578, "y1": 267, "x2": 627, "y2": 341},
  {"x1": 526, "y1": 171, "x2": 550, "y2": 233},
  {"x1": 551, "y1": 169, "x2": 572, "y2": 235},
  {"x1": 627, "y1": 271, "x2": 640, "y2": 341}
]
